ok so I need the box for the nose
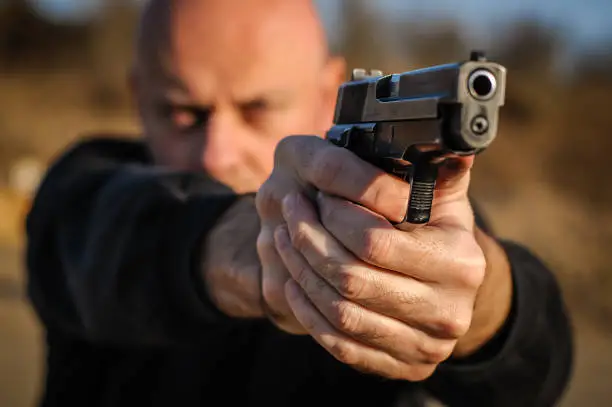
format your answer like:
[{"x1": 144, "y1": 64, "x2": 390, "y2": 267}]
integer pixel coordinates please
[{"x1": 200, "y1": 111, "x2": 243, "y2": 177}]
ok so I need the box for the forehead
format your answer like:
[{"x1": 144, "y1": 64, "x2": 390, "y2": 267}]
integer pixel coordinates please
[{"x1": 165, "y1": 0, "x2": 326, "y2": 98}]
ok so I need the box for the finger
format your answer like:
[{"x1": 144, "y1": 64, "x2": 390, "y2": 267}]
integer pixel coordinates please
[
  {"x1": 209, "y1": 288, "x2": 265, "y2": 319},
  {"x1": 275, "y1": 227, "x2": 455, "y2": 365},
  {"x1": 276, "y1": 136, "x2": 477, "y2": 226},
  {"x1": 277, "y1": 197, "x2": 474, "y2": 339},
  {"x1": 284, "y1": 279, "x2": 438, "y2": 382},
  {"x1": 280, "y1": 192, "x2": 430, "y2": 308},
  {"x1": 275, "y1": 135, "x2": 410, "y2": 223},
  {"x1": 317, "y1": 192, "x2": 485, "y2": 289},
  {"x1": 256, "y1": 226, "x2": 307, "y2": 334}
]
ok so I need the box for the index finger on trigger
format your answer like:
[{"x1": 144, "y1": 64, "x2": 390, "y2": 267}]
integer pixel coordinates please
[{"x1": 281, "y1": 136, "x2": 410, "y2": 223}]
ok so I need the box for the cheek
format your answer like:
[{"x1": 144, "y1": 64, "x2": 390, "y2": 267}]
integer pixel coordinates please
[
  {"x1": 244, "y1": 136, "x2": 278, "y2": 177},
  {"x1": 294, "y1": 97, "x2": 332, "y2": 136},
  {"x1": 248, "y1": 104, "x2": 324, "y2": 174},
  {"x1": 274, "y1": 104, "x2": 323, "y2": 137}
]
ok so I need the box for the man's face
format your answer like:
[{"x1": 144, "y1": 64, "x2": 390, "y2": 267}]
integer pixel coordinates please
[{"x1": 133, "y1": 1, "x2": 344, "y2": 193}]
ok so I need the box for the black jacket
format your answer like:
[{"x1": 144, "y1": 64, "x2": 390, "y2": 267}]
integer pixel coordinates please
[{"x1": 25, "y1": 137, "x2": 573, "y2": 407}]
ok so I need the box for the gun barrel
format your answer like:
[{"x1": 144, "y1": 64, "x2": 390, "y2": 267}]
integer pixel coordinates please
[{"x1": 467, "y1": 69, "x2": 497, "y2": 100}]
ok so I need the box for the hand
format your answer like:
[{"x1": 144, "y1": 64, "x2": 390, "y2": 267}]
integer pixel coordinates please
[
  {"x1": 202, "y1": 196, "x2": 265, "y2": 319},
  {"x1": 259, "y1": 135, "x2": 512, "y2": 381},
  {"x1": 254, "y1": 137, "x2": 320, "y2": 334}
]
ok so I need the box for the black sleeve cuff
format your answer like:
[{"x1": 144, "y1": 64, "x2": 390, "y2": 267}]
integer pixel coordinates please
[
  {"x1": 189, "y1": 192, "x2": 260, "y2": 325},
  {"x1": 424, "y1": 240, "x2": 574, "y2": 407},
  {"x1": 161, "y1": 179, "x2": 253, "y2": 339}
]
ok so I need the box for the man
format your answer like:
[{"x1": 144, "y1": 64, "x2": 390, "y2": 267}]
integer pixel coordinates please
[{"x1": 25, "y1": 0, "x2": 573, "y2": 406}]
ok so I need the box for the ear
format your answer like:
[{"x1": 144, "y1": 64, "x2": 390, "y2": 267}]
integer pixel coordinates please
[
  {"x1": 127, "y1": 65, "x2": 139, "y2": 107},
  {"x1": 325, "y1": 55, "x2": 347, "y2": 90},
  {"x1": 318, "y1": 56, "x2": 347, "y2": 130},
  {"x1": 127, "y1": 66, "x2": 150, "y2": 126}
]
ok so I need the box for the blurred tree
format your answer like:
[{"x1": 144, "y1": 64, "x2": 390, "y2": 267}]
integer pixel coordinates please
[
  {"x1": 490, "y1": 18, "x2": 566, "y2": 129},
  {"x1": 494, "y1": 17, "x2": 563, "y2": 93},
  {"x1": 547, "y1": 46, "x2": 612, "y2": 209},
  {"x1": 494, "y1": 17, "x2": 564, "y2": 75},
  {"x1": 571, "y1": 47, "x2": 612, "y2": 80},
  {"x1": 337, "y1": 0, "x2": 389, "y2": 74},
  {"x1": 87, "y1": 0, "x2": 138, "y2": 109},
  {"x1": 395, "y1": 18, "x2": 467, "y2": 68},
  {"x1": 0, "y1": 0, "x2": 91, "y2": 71}
]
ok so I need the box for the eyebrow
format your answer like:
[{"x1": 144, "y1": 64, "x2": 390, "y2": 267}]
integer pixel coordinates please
[
  {"x1": 234, "y1": 89, "x2": 293, "y2": 105},
  {"x1": 163, "y1": 87, "x2": 293, "y2": 108},
  {"x1": 162, "y1": 74, "x2": 192, "y2": 100}
]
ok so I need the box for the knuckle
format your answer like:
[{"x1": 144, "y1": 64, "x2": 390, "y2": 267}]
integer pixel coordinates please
[
  {"x1": 235, "y1": 265, "x2": 262, "y2": 296},
  {"x1": 256, "y1": 231, "x2": 275, "y2": 262},
  {"x1": 269, "y1": 313, "x2": 303, "y2": 335},
  {"x1": 454, "y1": 263, "x2": 486, "y2": 291},
  {"x1": 293, "y1": 263, "x2": 311, "y2": 288},
  {"x1": 311, "y1": 147, "x2": 344, "y2": 191},
  {"x1": 401, "y1": 364, "x2": 437, "y2": 382},
  {"x1": 255, "y1": 184, "x2": 278, "y2": 219},
  {"x1": 315, "y1": 255, "x2": 340, "y2": 275},
  {"x1": 291, "y1": 223, "x2": 311, "y2": 252},
  {"x1": 449, "y1": 234, "x2": 487, "y2": 290},
  {"x1": 369, "y1": 183, "x2": 387, "y2": 214},
  {"x1": 274, "y1": 135, "x2": 296, "y2": 162},
  {"x1": 311, "y1": 256, "x2": 342, "y2": 285},
  {"x1": 416, "y1": 340, "x2": 454, "y2": 364},
  {"x1": 334, "y1": 267, "x2": 367, "y2": 300},
  {"x1": 330, "y1": 300, "x2": 362, "y2": 333},
  {"x1": 359, "y1": 229, "x2": 392, "y2": 264},
  {"x1": 262, "y1": 277, "x2": 287, "y2": 310},
  {"x1": 329, "y1": 340, "x2": 360, "y2": 366},
  {"x1": 434, "y1": 311, "x2": 471, "y2": 339},
  {"x1": 224, "y1": 261, "x2": 242, "y2": 283}
]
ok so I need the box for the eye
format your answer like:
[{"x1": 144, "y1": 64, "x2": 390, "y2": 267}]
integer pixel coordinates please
[
  {"x1": 161, "y1": 104, "x2": 209, "y2": 132},
  {"x1": 240, "y1": 99, "x2": 270, "y2": 124},
  {"x1": 172, "y1": 108, "x2": 198, "y2": 129}
]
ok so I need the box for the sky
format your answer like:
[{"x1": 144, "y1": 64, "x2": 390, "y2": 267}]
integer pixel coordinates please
[
  {"x1": 24, "y1": 0, "x2": 612, "y2": 52},
  {"x1": 314, "y1": 0, "x2": 612, "y2": 51}
]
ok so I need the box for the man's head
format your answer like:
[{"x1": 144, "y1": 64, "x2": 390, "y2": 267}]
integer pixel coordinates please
[{"x1": 131, "y1": 0, "x2": 345, "y2": 192}]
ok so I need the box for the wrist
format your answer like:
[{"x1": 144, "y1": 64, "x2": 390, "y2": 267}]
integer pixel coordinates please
[
  {"x1": 201, "y1": 196, "x2": 266, "y2": 319},
  {"x1": 452, "y1": 226, "x2": 513, "y2": 357}
]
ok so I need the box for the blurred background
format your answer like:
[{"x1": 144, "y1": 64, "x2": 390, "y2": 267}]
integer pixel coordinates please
[{"x1": 1, "y1": 0, "x2": 611, "y2": 406}]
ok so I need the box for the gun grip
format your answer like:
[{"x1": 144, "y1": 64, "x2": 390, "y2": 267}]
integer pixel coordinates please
[{"x1": 403, "y1": 162, "x2": 438, "y2": 224}]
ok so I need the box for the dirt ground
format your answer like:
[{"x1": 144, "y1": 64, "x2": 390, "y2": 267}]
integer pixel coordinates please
[{"x1": 1, "y1": 245, "x2": 611, "y2": 407}]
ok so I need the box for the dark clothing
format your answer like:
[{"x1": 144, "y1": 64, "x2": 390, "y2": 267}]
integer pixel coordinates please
[{"x1": 25, "y1": 137, "x2": 573, "y2": 407}]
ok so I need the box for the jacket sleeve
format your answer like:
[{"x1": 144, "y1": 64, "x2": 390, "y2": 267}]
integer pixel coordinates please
[
  {"x1": 25, "y1": 137, "x2": 247, "y2": 347},
  {"x1": 422, "y1": 206, "x2": 574, "y2": 406}
]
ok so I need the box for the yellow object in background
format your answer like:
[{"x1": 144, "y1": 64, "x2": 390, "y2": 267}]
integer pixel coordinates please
[{"x1": 0, "y1": 157, "x2": 44, "y2": 248}]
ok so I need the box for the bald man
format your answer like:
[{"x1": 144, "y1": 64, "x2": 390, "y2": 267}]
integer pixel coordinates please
[{"x1": 25, "y1": 1, "x2": 572, "y2": 406}]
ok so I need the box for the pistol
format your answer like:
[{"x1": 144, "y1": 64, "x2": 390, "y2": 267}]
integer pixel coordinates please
[{"x1": 325, "y1": 51, "x2": 506, "y2": 225}]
